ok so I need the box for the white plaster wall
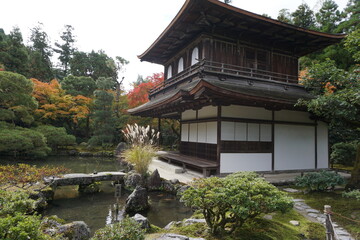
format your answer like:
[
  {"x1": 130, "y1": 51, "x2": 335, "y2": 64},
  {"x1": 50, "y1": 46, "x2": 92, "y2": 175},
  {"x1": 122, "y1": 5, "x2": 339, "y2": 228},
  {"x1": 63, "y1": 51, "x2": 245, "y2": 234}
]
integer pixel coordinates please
[
  {"x1": 274, "y1": 124, "x2": 315, "y2": 170},
  {"x1": 181, "y1": 109, "x2": 196, "y2": 120},
  {"x1": 206, "y1": 122, "x2": 217, "y2": 144},
  {"x1": 222, "y1": 105, "x2": 272, "y2": 120},
  {"x1": 198, "y1": 106, "x2": 217, "y2": 119},
  {"x1": 189, "y1": 123, "x2": 198, "y2": 142},
  {"x1": 197, "y1": 123, "x2": 207, "y2": 143},
  {"x1": 221, "y1": 121, "x2": 235, "y2": 140},
  {"x1": 317, "y1": 121, "x2": 329, "y2": 169},
  {"x1": 274, "y1": 110, "x2": 314, "y2": 123},
  {"x1": 248, "y1": 123, "x2": 260, "y2": 141},
  {"x1": 181, "y1": 124, "x2": 189, "y2": 142},
  {"x1": 220, "y1": 153, "x2": 272, "y2": 173},
  {"x1": 260, "y1": 124, "x2": 272, "y2": 142}
]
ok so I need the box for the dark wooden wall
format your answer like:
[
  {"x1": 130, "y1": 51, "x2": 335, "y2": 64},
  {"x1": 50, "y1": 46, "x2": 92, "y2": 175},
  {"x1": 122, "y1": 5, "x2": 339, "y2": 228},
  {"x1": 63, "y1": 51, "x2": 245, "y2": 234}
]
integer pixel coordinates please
[{"x1": 165, "y1": 36, "x2": 299, "y2": 80}]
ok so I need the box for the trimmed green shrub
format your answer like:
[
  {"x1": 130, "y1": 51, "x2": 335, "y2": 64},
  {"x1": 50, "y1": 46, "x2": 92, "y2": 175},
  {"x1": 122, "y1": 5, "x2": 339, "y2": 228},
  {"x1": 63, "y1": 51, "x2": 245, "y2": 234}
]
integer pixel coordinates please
[
  {"x1": 331, "y1": 142, "x2": 358, "y2": 166},
  {"x1": 295, "y1": 170, "x2": 345, "y2": 192},
  {"x1": 180, "y1": 172, "x2": 293, "y2": 236},
  {"x1": 91, "y1": 217, "x2": 145, "y2": 240},
  {"x1": 34, "y1": 125, "x2": 76, "y2": 152},
  {"x1": 0, "y1": 190, "x2": 36, "y2": 216},
  {"x1": 342, "y1": 189, "x2": 360, "y2": 200}
]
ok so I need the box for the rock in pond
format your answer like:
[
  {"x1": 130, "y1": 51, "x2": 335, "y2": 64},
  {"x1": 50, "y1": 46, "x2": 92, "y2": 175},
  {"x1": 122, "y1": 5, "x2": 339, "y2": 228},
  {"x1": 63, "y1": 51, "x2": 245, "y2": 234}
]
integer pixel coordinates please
[
  {"x1": 57, "y1": 221, "x2": 90, "y2": 240},
  {"x1": 132, "y1": 213, "x2": 150, "y2": 229},
  {"x1": 147, "y1": 169, "x2": 162, "y2": 190},
  {"x1": 125, "y1": 186, "x2": 149, "y2": 213},
  {"x1": 124, "y1": 171, "x2": 143, "y2": 190}
]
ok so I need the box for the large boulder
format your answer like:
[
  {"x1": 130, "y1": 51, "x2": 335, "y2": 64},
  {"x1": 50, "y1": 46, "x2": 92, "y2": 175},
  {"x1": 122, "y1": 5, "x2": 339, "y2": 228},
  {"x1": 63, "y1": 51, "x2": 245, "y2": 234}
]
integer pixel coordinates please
[
  {"x1": 57, "y1": 221, "x2": 90, "y2": 240},
  {"x1": 131, "y1": 213, "x2": 150, "y2": 230},
  {"x1": 125, "y1": 186, "x2": 149, "y2": 213},
  {"x1": 124, "y1": 171, "x2": 143, "y2": 190},
  {"x1": 147, "y1": 169, "x2": 162, "y2": 190}
]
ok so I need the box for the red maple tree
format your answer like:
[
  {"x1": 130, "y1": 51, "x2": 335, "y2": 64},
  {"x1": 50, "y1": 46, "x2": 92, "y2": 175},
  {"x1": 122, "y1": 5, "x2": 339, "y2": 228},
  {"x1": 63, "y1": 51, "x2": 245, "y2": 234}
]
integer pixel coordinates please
[{"x1": 127, "y1": 73, "x2": 164, "y2": 108}]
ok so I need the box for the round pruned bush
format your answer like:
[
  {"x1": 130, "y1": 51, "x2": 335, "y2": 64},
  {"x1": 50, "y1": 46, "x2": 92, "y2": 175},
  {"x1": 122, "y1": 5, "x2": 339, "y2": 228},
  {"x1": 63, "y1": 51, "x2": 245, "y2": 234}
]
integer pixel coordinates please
[
  {"x1": 295, "y1": 170, "x2": 345, "y2": 192},
  {"x1": 331, "y1": 141, "x2": 358, "y2": 166},
  {"x1": 91, "y1": 217, "x2": 145, "y2": 240},
  {"x1": 180, "y1": 172, "x2": 293, "y2": 236}
]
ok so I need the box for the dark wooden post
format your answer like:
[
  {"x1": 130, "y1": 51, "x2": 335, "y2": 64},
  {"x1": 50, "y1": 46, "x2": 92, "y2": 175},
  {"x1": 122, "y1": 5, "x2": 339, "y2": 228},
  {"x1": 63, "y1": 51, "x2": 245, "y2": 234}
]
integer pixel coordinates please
[
  {"x1": 324, "y1": 205, "x2": 334, "y2": 240},
  {"x1": 158, "y1": 118, "x2": 162, "y2": 145}
]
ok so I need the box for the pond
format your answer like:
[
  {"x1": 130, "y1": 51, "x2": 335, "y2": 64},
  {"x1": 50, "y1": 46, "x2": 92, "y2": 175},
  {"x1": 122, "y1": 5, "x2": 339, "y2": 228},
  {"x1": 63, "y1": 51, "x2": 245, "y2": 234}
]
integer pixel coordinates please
[{"x1": 0, "y1": 156, "x2": 193, "y2": 234}]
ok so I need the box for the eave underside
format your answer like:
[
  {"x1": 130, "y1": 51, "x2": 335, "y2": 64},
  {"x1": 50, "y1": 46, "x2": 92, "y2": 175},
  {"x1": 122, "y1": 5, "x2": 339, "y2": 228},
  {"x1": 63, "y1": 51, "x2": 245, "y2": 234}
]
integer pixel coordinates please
[{"x1": 128, "y1": 76, "x2": 312, "y2": 119}]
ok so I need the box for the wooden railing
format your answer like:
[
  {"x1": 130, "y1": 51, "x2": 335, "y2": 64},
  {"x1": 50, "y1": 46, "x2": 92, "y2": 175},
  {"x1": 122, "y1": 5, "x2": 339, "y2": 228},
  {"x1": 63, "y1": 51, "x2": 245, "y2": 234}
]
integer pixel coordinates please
[{"x1": 150, "y1": 59, "x2": 298, "y2": 95}]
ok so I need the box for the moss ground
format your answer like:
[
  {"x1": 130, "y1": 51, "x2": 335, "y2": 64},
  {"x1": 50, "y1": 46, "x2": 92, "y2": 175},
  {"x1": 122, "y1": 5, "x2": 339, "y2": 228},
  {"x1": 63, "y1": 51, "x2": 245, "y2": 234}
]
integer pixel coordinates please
[{"x1": 146, "y1": 209, "x2": 325, "y2": 240}]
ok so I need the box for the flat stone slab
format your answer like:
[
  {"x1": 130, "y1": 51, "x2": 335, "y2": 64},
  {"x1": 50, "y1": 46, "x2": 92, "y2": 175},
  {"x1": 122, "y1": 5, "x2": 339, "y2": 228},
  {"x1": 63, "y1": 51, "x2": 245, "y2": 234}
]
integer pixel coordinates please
[
  {"x1": 44, "y1": 172, "x2": 126, "y2": 186},
  {"x1": 283, "y1": 188, "x2": 300, "y2": 193},
  {"x1": 306, "y1": 208, "x2": 320, "y2": 214}
]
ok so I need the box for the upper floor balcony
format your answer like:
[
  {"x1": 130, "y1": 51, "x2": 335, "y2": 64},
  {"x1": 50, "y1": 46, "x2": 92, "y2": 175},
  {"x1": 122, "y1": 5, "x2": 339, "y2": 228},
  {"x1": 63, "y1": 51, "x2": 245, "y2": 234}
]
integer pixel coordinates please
[{"x1": 149, "y1": 59, "x2": 299, "y2": 97}]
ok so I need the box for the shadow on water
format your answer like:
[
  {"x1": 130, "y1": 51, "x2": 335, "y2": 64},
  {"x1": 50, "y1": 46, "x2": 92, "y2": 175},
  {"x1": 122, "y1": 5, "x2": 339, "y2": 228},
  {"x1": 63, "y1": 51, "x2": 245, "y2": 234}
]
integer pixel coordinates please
[{"x1": 1, "y1": 156, "x2": 193, "y2": 234}]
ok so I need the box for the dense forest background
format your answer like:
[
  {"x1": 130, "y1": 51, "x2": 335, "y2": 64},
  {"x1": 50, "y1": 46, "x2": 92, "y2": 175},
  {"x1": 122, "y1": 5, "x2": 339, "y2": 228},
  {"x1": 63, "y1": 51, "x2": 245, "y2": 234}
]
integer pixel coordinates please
[{"x1": 0, "y1": 0, "x2": 359, "y2": 162}]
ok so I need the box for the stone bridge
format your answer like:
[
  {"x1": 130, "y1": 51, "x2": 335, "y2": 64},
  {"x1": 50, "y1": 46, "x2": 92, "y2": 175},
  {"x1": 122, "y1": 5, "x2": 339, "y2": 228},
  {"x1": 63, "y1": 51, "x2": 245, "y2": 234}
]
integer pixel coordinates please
[{"x1": 44, "y1": 172, "x2": 126, "y2": 187}]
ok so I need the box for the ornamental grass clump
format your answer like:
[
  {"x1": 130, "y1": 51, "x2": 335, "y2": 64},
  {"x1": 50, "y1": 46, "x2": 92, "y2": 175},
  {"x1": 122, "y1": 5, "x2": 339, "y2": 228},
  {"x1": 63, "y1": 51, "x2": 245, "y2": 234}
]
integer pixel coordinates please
[
  {"x1": 180, "y1": 172, "x2": 293, "y2": 236},
  {"x1": 121, "y1": 124, "x2": 159, "y2": 175}
]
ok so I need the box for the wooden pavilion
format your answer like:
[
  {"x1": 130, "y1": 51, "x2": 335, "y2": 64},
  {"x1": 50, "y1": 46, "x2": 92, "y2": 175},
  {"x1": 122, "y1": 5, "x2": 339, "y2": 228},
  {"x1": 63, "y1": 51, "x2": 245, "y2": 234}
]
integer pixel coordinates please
[{"x1": 128, "y1": 0, "x2": 345, "y2": 176}]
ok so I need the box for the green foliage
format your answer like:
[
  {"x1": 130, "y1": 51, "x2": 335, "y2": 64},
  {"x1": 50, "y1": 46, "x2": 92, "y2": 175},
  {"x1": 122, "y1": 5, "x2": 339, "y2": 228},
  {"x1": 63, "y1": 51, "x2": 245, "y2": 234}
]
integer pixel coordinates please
[
  {"x1": 315, "y1": 0, "x2": 342, "y2": 33},
  {"x1": 28, "y1": 23, "x2": 53, "y2": 81},
  {"x1": 122, "y1": 145, "x2": 156, "y2": 175},
  {"x1": 181, "y1": 172, "x2": 293, "y2": 236},
  {"x1": 0, "y1": 190, "x2": 36, "y2": 215},
  {"x1": 34, "y1": 125, "x2": 76, "y2": 152},
  {"x1": 61, "y1": 75, "x2": 96, "y2": 97},
  {"x1": 54, "y1": 25, "x2": 76, "y2": 77},
  {"x1": 0, "y1": 213, "x2": 47, "y2": 240},
  {"x1": 88, "y1": 77, "x2": 116, "y2": 147},
  {"x1": 295, "y1": 171, "x2": 345, "y2": 191},
  {"x1": 0, "y1": 27, "x2": 30, "y2": 76},
  {"x1": 0, "y1": 190, "x2": 48, "y2": 240},
  {"x1": 0, "y1": 125, "x2": 51, "y2": 158},
  {"x1": 344, "y1": 29, "x2": 360, "y2": 62},
  {"x1": 331, "y1": 141, "x2": 358, "y2": 166},
  {"x1": 91, "y1": 217, "x2": 145, "y2": 240},
  {"x1": 342, "y1": 189, "x2": 360, "y2": 200},
  {"x1": 291, "y1": 3, "x2": 315, "y2": 29},
  {"x1": 0, "y1": 71, "x2": 37, "y2": 125}
]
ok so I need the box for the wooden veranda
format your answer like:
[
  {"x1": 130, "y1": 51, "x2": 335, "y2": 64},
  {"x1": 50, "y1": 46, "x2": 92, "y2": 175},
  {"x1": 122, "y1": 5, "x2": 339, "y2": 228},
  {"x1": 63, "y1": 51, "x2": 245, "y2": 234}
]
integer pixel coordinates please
[{"x1": 157, "y1": 151, "x2": 219, "y2": 177}]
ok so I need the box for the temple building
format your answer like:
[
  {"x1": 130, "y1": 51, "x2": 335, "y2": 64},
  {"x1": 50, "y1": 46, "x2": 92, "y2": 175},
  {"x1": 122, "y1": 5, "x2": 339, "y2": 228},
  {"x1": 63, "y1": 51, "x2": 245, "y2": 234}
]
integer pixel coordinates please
[{"x1": 128, "y1": 0, "x2": 345, "y2": 176}]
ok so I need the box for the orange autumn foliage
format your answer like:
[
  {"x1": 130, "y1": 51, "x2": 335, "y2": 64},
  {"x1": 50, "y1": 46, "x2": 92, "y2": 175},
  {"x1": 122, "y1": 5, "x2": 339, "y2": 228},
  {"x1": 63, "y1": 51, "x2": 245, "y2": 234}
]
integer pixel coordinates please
[
  {"x1": 127, "y1": 73, "x2": 164, "y2": 108},
  {"x1": 32, "y1": 78, "x2": 92, "y2": 123}
]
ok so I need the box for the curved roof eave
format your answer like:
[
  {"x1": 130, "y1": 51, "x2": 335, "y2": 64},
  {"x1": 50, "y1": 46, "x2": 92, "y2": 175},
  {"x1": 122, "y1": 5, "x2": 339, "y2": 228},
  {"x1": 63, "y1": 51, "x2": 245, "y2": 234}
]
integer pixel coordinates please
[{"x1": 138, "y1": 0, "x2": 346, "y2": 63}]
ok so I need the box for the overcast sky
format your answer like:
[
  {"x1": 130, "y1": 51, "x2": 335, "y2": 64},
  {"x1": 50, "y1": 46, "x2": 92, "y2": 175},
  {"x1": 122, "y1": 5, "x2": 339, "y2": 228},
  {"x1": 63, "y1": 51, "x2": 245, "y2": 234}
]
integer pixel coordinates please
[{"x1": 0, "y1": 0, "x2": 349, "y2": 90}]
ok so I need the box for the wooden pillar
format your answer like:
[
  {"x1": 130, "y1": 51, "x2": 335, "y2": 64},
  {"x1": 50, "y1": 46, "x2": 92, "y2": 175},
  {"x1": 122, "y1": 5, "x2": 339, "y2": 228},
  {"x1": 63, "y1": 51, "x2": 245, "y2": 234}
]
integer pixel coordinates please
[
  {"x1": 271, "y1": 110, "x2": 275, "y2": 171},
  {"x1": 315, "y1": 120, "x2": 318, "y2": 169},
  {"x1": 158, "y1": 118, "x2": 162, "y2": 145},
  {"x1": 216, "y1": 105, "x2": 222, "y2": 175}
]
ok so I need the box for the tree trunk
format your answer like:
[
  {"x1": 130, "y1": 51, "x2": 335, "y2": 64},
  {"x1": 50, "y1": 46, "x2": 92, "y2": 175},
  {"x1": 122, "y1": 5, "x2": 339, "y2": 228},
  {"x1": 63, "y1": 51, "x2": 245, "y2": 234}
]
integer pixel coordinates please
[{"x1": 346, "y1": 144, "x2": 360, "y2": 189}]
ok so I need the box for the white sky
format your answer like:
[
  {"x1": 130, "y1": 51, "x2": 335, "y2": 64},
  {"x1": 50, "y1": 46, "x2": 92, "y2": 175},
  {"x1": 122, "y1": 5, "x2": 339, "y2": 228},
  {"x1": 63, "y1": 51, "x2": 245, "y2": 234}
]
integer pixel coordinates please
[{"x1": 0, "y1": 0, "x2": 349, "y2": 90}]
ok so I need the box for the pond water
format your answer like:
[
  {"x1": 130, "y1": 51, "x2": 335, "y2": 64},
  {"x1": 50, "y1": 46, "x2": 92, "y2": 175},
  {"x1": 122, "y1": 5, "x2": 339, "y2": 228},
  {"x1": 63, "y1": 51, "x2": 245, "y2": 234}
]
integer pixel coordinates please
[{"x1": 0, "y1": 156, "x2": 193, "y2": 234}]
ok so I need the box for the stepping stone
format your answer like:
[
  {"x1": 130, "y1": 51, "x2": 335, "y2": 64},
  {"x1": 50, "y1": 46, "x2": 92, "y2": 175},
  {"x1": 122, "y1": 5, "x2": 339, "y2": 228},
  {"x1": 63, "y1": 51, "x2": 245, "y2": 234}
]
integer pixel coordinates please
[
  {"x1": 292, "y1": 199, "x2": 305, "y2": 202},
  {"x1": 308, "y1": 213, "x2": 319, "y2": 218},
  {"x1": 306, "y1": 208, "x2": 320, "y2": 213},
  {"x1": 263, "y1": 214, "x2": 273, "y2": 220},
  {"x1": 283, "y1": 188, "x2": 300, "y2": 193},
  {"x1": 289, "y1": 220, "x2": 300, "y2": 226}
]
